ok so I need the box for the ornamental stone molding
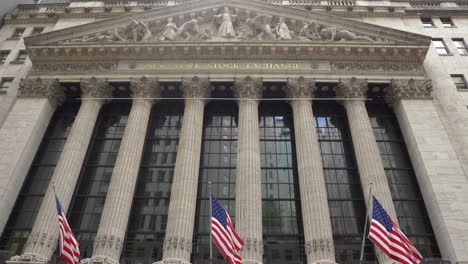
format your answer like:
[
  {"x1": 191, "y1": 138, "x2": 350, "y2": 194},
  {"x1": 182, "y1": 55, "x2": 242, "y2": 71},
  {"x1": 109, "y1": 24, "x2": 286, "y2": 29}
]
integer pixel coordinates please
[
  {"x1": 80, "y1": 77, "x2": 113, "y2": 100},
  {"x1": 181, "y1": 76, "x2": 211, "y2": 100},
  {"x1": 6, "y1": 254, "x2": 48, "y2": 264},
  {"x1": 92, "y1": 234, "x2": 124, "y2": 256},
  {"x1": 130, "y1": 76, "x2": 160, "y2": 100},
  {"x1": 385, "y1": 78, "x2": 433, "y2": 101},
  {"x1": 243, "y1": 238, "x2": 264, "y2": 255},
  {"x1": 336, "y1": 78, "x2": 368, "y2": 98},
  {"x1": 17, "y1": 78, "x2": 65, "y2": 108},
  {"x1": 80, "y1": 256, "x2": 120, "y2": 264},
  {"x1": 234, "y1": 76, "x2": 263, "y2": 100},
  {"x1": 304, "y1": 239, "x2": 335, "y2": 255},
  {"x1": 285, "y1": 76, "x2": 315, "y2": 99},
  {"x1": 330, "y1": 62, "x2": 424, "y2": 73},
  {"x1": 32, "y1": 62, "x2": 118, "y2": 73},
  {"x1": 23, "y1": 231, "x2": 57, "y2": 255},
  {"x1": 154, "y1": 259, "x2": 191, "y2": 264},
  {"x1": 162, "y1": 236, "x2": 192, "y2": 254}
]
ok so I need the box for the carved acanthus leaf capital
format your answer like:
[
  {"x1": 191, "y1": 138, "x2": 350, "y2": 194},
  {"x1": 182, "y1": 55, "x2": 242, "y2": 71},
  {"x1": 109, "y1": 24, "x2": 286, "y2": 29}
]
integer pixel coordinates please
[
  {"x1": 18, "y1": 78, "x2": 65, "y2": 108},
  {"x1": 80, "y1": 78, "x2": 113, "y2": 101},
  {"x1": 286, "y1": 76, "x2": 315, "y2": 99},
  {"x1": 234, "y1": 76, "x2": 263, "y2": 100},
  {"x1": 336, "y1": 78, "x2": 368, "y2": 98},
  {"x1": 7, "y1": 254, "x2": 49, "y2": 264},
  {"x1": 182, "y1": 77, "x2": 211, "y2": 101},
  {"x1": 385, "y1": 79, "x2": 433, "y2": 102},
  {"x1": 130, "y1": 77, "x2": 160, "y2": 101}
]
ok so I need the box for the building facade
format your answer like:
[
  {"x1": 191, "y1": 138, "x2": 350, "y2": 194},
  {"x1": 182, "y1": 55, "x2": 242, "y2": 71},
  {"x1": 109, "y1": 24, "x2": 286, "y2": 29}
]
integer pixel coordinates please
[{"x1": 0, "y1": 0, "x2": 467, "y2": 263}]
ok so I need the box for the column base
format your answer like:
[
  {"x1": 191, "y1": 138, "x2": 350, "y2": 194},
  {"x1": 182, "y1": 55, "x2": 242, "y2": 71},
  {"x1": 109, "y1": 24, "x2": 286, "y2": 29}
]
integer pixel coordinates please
[
  {"x1": 309, "y1": 260, "x2": 336, "y2": 264},
  {"x1": 80, "y1": 256, "x2": 119, "y2": 264},
  {"x1": 153, "y1": 259, "x2": 191, "y2": 264},
  {"x1": 6, "y1": 254, "x2": 48, "y2": 264}
]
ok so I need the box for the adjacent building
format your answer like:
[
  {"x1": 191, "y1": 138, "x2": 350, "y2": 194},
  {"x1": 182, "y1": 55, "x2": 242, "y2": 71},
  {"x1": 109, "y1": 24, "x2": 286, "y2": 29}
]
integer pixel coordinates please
[{"x1": 0, "y1": 0, "x2": 467, "y2": 263}]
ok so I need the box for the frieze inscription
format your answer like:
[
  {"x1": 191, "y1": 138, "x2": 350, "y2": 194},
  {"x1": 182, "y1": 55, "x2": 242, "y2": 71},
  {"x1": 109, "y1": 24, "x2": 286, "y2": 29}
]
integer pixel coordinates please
[{"x1": 139, "y1": 62, "x2": 313, "y2": 71}]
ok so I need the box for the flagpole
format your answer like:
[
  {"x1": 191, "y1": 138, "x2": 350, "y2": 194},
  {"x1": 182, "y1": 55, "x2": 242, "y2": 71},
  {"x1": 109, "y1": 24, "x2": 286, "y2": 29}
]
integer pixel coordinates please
[
  {"x1": 360, "y1": 182, "x2": 373, "y2": 262},
  {"x1": 209, "y1": 181, "x2": 213, "y2": 264}
]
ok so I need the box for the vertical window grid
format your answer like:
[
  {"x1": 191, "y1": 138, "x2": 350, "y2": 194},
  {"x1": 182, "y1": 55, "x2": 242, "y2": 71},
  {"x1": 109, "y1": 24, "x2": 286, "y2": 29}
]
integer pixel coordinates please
[
  {"x1": 314, "y1": 102, "x2": 375, "y2": 263},
  {"x1": 68, "y1": 102, "x2": 131, "y2": 258},
  {"x1": 440, "y1": 17, "x2": 455, "y2": 27},
  {"x1": 452, "y1": 39, "x2": 468, "y2": 55},
  {"x1": 122, "y1": 102, "x2": 184, "y2": 263},
  {"x1": 0, "y1": 102, "x2": 79, "y2": 256},
  {"x1": 260, "y1": 102, "x2": 305, "y2": 264},
  {"x1": 367, "y1": 102, "x2": 440, "y2": 258},
  {"x1": 193, "y1": 101, "x2": 238, "y2": 263},
  {"x1": 451, "y1": 74, "x2": 467, "y2": 90},
  {"x1": 432, "y1": 39, "x2": 450, "y2": 55},
  {"x1": 420, "y1": 17, "x2": 435, "y2": 27}
]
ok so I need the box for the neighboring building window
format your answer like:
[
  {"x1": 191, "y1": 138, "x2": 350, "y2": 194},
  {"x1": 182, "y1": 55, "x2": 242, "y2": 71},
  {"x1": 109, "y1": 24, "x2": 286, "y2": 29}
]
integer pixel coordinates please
[
  {"x1": 259, "y1": 102, "x2": 305, "y2": 263},
  {"x1": 453, "y1": 39, "x2": 468, "y2": 55},
  {"x1": 432, "y1": 39, "x2": 450, "y2": 55},
  {"x1": 11, "y1": 28, "x2": 26, "y2": 39},
  {"x1": 193, "y1": 101, "x2": 238, "y2": 263},
  {"x1": 0, "y1": 50, "x2": 10, "y2": 63},
  {"x1": 420, "y1": 17, "x2": 434, "y2": 27},
  {"x1": 440, "y1": 17, "x2": 455, "y2": 27},
  {"x1": 314, "y1": 102, "x2": 375, "y2": 262},
  {"x1": 0, "y1": 78, "x2": 14, "y2": 91},
  {"x1": 451, "y1": 75, "x2": 467, "y2": 90},
  {"x1": 31, "y1": 27, "x2": 44, "y2": 35},
  {"x1": 367, "y1": 101, "x2": 441, "y2": 258},
  {"x1": 15, "y1": 50, "x2": 28, "y2": 63},
  {"x1": 123, "y1": 102, "x2": 183, "y2": 263},
  {"x1": 0, "y1": 101, "x2": 79, "y2": 256},
  {"x1": 68, "y1": 100, "x2": 130, "y2": 258}
]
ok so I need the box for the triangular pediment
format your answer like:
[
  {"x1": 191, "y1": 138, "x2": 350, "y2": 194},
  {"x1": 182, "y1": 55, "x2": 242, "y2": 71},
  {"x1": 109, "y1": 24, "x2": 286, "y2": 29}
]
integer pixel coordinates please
[{"x1": 26, "y1": 0, "x2": 429, "y2": 46}]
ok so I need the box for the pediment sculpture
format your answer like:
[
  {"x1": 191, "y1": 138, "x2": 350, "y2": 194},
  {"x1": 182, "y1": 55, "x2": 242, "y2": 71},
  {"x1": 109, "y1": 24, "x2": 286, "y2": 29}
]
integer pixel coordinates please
[{"x1": 62, "y1": 7, "x2": 390, "y2": 43}]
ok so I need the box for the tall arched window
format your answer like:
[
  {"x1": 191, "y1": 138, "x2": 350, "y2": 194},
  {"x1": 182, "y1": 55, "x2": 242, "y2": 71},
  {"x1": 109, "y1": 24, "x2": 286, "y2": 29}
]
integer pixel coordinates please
[
  {"x1": 259, "y1": 101, "x2": 305, "y2": 264},
  {"x1": 68, "y1": 100, "x2": 131, "y2": 258},
  {"x1": 192, "y1": 100, "x2": 238, "y2": 263},
  {"x1": 122, "y1": 102, "x2": 184, "y2": 263},
  {"x1": 0, "y1": 100, "x2": 79, "y2": 258},
  {"x1": 313, "y1": 101, "x2": 375, "y2": 262}
]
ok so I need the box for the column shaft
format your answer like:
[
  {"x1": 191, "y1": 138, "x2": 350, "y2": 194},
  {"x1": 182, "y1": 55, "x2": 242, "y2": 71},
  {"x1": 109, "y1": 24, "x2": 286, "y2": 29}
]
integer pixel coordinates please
[
  {"x1": 236, "y1": 100, "x2": 263, "y2": 263},
  {"x1": 291, "y1": 99, "x2": 335, "y2": 263},
  {"x1": 19, "y1": 100, "x2": 103, "y2": 261},
  {"x1": 91, "y1": 99, "x2": 153, "y2": 262},
  {"x1": 160, "y1": 98, "x2": 206, "y2": 263},
  {"x1": 343, "y1": 100, "x2": 397, "y2": 263}
]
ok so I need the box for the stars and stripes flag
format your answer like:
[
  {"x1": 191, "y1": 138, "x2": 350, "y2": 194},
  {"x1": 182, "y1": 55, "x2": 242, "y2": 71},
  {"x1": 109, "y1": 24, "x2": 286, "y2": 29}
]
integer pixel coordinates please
[
  {"x1": 55, "y1": 193, "x2": 80, "y2": 264},
  {"x1": 368, "y1": 196, "x2": 423, "y2": 264},
  {"x1": 211, "y1": 196, "x2": 244, "y2": 264}
]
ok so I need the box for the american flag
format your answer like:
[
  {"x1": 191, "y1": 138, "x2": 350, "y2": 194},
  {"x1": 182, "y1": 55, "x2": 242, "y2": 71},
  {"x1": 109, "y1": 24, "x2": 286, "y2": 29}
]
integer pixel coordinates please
[
  {"x1": 368, "y1": 196, "x2": 423, "y2": 264},
  {"x1": 211, "y1": 196, "x2": 244, "y2": 264},
  {"x1": 55, "y1": 193, "x2": 80, "y2": 264}
]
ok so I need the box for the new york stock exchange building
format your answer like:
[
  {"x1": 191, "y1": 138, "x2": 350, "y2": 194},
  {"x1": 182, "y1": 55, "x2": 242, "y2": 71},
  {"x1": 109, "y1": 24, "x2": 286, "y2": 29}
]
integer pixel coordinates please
[{"x1": 1, "y1": 0, "x2": 468, "y2": 263}]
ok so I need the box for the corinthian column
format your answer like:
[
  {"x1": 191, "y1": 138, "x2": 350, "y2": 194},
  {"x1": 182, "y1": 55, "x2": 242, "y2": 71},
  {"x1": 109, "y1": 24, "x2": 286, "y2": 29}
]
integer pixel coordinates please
[
  {"x1": 286, "y1": 77, "x2": 335, "y2": 264},
  {"x1": 158, "y1": 77, "x2": 211, "y2": 264},
  {"x1": 7, "y1": 78, "x2": 112, "y2": 264},
  {"x1": 336, "y1": 78, "x2": 397, "y2": 264},
  {"x1": 234, "y1": 77, "x2": 263, "y2": 264},
  {"x1": 84, "y1": 77, "x2": 159, "y2": 264}
]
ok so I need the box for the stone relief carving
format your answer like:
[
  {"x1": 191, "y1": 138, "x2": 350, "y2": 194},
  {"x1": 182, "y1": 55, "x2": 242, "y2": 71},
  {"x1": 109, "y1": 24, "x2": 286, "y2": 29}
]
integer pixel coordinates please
[
  {"x1": 336, "y1": 78, "x2": 368, "y2": 98},
  {"x1": 32, "y1": 62, "x2": 117, "y2": 72},
  {"x1": 62, "y1": 10, "x2": 390, "y2": 43},
  {"x1": 234, "y1": 76, "x2": 263, "y2": 99},
  {"x1": 331, "y1": 62, "x2": 424, "y2": 72},
  {"x1": 181, "y1": 76, "x2": 211, "y2": 99},
  {"x1": 286, "y1": 76, "x2": 315, "y2": 98},
  {"x1": 385, "y1": 78, "x2": 433, "y2": 100},
  {"x1": 130, "y1": 76, "x2": 160, "y2": 99},
  {"x1": 18, "y1": 78, "x2": 65, "y2": 107},
  {"x1": 304, "y1": 239, "x2": 334, "y2": 255},
  {"x1": 80, "y1": 77, "x2": 113, "y2": 100}
]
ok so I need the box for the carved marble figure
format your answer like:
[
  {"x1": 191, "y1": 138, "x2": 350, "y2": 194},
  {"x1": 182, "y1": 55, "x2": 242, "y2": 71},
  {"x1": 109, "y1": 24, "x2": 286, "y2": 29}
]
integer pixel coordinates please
[
  {"x1": 173, "y1": 17, "x2": 204, "y2": 40},
  {"x1": 160, "y1": 17, "x2": 178, "y2": 41},
  {"x1": 318, "y1": 26, "x2": 374, "y2": 42},
  {"x1": 213, "y1": 7, "x2": 237, "y2": 38},
  {"x1": 247, "y1": 14, "x2": 276, "y2": 41},
  {"x1": 298, "y1": 21, "x2": 321, "y2": 41},
  {"x1": 275, "y1": 17, "x2": 292, "y2": 40}
]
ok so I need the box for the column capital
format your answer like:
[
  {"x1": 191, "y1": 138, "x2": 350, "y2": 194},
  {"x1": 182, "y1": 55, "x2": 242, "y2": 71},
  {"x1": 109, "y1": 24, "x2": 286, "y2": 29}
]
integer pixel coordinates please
[
  {"x1": 130, "y1": 76, "x2": 160, "y2": 102},
  {"x1": 385, "y1": 78, "x2": 433, "y2": 105},
  {"x1": 336, "y1": 78, "x2": 368, "y2": 99},
  {"x1": 181, "y1": 76, "x2": 211, "y2": 100},
  {"x1": 234, "y1": 76, "x2": 263, "y2": 100},
  {"x1": 18, "y1": 78, "x2": 65, "y2": 108},
  {"x1": 80, "y1": 77, "x2": 113, "y2": 101},
  {"x1": 285, "y1": 76, "x2": 315, "y2": 99}
]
